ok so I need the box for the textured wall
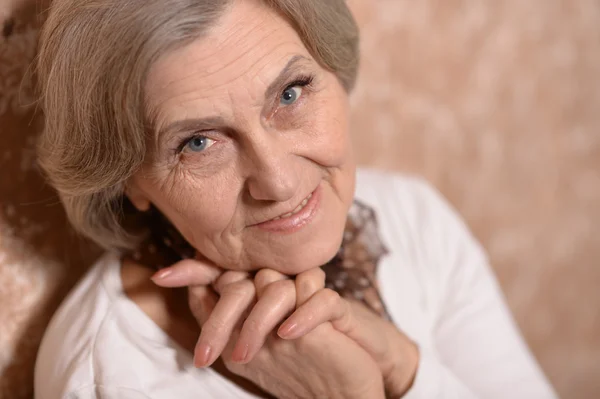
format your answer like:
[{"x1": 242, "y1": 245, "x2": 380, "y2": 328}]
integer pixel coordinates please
[
  {"x1": 347, "y1": 2, "x2": 600, "y2": 398},
  {"x1": 1, "y1": 0, "x2": 599, "y2": 398}
]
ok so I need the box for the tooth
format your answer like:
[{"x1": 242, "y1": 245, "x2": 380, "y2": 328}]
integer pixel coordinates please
[
  {"x1": 273, "y1": 216, "x2": 281, "y2": 220},
  {"x1": 282, "y1": 212, "x2": 293, "y2": 218},
  {"x1": 301, "y1": 199, "x2": 308, "y2": 206},
  {"x1": 293, "y1": 204, "x2": 303, "y2": 213}
]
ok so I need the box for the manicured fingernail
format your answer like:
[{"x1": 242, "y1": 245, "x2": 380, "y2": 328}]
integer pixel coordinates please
[
  {"x1": 194, "y1": 343, "x2": 212, "y2": 368},
  {"x1": 151, "y1": 269, "x2": 172, "y2": 282},
  {"x1": 231, "y1": 342, "x2": 249, "y2": 363},
  {"x1": 277, "y1": 322, "x2": 298, "y2": 339}
]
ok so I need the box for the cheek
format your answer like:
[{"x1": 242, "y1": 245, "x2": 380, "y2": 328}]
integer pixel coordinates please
[
  {"x1": 143, "y1": 168, "x2": 242, "y2": 242},
  {"x1": 301, "y1": 93, "x2": 352, "y2": 167},
  {"x1": 302, "y1": 89, "x2": 356, "y2": 206}
]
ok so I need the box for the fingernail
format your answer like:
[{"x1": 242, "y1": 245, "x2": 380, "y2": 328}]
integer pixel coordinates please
[
  {"x1": 151, "y1": 269, "x2": 172, "y2": 282},
  {"x1": 277, "y1": 322, "x2": 298, "y2": 339},
  {"x1": 194, "y1": 343, "x2": 212, "y2": 368},
  {"x1": 232, "y1": 342, "x2": 249, "y2": 364}
]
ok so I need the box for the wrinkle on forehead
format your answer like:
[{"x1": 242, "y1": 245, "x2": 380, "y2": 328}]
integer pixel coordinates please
[{"x1": 145, "y1": 0, "x2": 308, "y2": 129}]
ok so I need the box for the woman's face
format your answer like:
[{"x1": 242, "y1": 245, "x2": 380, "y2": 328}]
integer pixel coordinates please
[{"x1": 130, "y1": 0, "x2": 356, "y2": 274}]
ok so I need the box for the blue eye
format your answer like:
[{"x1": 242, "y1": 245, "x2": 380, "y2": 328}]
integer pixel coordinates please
[
  {"x1": 184, "y1": 136, "x2": 215, "y2": 153},
  {"x1": 280, "y1": 86, "x2": 303, "y2": 106}
]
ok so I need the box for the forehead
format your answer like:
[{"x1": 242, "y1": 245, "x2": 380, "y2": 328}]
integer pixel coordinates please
[{"x1": 145, "y1": 0, "x2": 311, "y2": 122}]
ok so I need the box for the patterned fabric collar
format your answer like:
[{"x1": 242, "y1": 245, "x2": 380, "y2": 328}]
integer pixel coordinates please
[{"x1": 324, "y1": 200, "x2": 391, "y2": 319}]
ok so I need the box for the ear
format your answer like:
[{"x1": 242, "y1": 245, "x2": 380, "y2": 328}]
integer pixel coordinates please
[{"x1": 125, "y1": 183, "x2": 151, "y2": 212}]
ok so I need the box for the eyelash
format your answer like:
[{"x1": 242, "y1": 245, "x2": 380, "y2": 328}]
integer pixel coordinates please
[
  {"x1": 175, "y1": 73, "x2": 316, "y2": 155},
  {"x1": 283, "y1": 74, "x2": 314, "y2": 95}
]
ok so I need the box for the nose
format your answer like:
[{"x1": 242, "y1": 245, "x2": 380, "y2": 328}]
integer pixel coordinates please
[{"x1": 244, "y1": 136, "x2": 300, "y2": 203}]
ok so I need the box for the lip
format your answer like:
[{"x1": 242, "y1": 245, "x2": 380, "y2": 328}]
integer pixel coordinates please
[{"x1": 253, "y1": 184, "x2": 321, "y2": 234}]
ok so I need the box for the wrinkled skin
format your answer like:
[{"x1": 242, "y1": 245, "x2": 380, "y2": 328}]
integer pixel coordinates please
[{"x1": 124, "y1": 0, "x2": 419, "y2": 397}]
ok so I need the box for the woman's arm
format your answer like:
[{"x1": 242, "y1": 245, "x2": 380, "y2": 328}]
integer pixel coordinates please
[{"x1": 398, "y1": 179, "x2": 558, "y2": 399}]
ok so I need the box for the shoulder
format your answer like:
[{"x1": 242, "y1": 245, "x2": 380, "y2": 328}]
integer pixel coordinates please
[
  {"x1": 355, "y1": 167, "x2": 469, "y2": 241},
  {"x1": 355, "y1": 168, "x2": 493, "y2": 324},
  {"x1": 355, "y1": 167, "x2": 448, "y2": 214},
  {"x1": 34, "y1": 253, "x2": 147, "y2": 398},
  {"x1": 34, "y1": 253, "x2": 116, "y2": 397},
  {"x1": 34, "y1": 254, "x2": 230, "y2": 399},
  {"x1": 354, "y1": 167, "x2": 487, "y2": 278}
]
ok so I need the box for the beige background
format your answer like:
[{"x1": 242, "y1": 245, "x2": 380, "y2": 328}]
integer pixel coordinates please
[{"x1": 1, "y1": 0, "x2": 599, "y2": 398}]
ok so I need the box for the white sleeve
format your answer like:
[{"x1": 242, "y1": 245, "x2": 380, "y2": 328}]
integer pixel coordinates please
[
  {"x1": 399, "y1": 179, "x2": 558, "y2": 399},
  {"x1": 65, "y1": 386, "x2": 152, "y2": 399},
  {"x1": 402, "y1": 348, "x2": 478, "y2": 399}
]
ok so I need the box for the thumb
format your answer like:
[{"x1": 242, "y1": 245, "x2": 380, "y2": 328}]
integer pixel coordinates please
[{"x1": 151, "y1": 258, "x2": 222, "y2": 288}]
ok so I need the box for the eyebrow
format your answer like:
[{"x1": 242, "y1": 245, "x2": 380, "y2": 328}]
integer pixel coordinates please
[
  {"x1": 156, "y1": 55, "x2": 311, "y2": 139},
  {"x1": 157, "y1": 116, "x2": 226, "y2": 140},
  {"x1": 263, "y1": 54, "x2": 310, "y2": 103}
]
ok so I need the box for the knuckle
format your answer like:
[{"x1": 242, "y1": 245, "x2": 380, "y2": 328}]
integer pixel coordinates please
[
  {"x1": 200, "y1": 310, "x2": 234, "y2": 338},
  {"x1": 262, "y1": 279, "x2": 294, "y2": 298},
  {"x1": 321, "y1": 288, "x2": 341, "y2": 307},
  {"x1": 242, "y1": 317, "x2": 266, "y2": 335},
  {"x1": 297, "y1": 278, "x2": 320, "y2": 295},
  {"x1": 203, "y1": 318, "x2": 228, "y2": 336},
  {"x1": 220, "y1": 280, "x2": 254, "y2": 299},
  {"x1": 296, "y1": 267, "x2": 325, "y2": 285},
  {"x1": 254, "y1": 269, "x2": 286, "y2": 294},
  {"x1": 214, "y1": 271, "x2": 249, "y2": 291},
  {"x1": 254, "y1": 268, "x2": 279, "y2": 283},
  {"x1": 309, "y1": 267, "x2": 326, "y2": 281}
]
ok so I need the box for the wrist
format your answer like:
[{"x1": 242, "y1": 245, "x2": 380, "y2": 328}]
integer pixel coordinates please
[
  {"x1": 350, "y1": 377, "x2": 386, "y2": 399},
  {"x1": 338, "y1": 362, "x2": 386, "y2": 399},
  {"x1": 383, "y1": 328, "x2": 420, "y2": 397}
]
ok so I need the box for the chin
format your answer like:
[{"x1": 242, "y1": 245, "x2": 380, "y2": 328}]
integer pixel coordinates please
[
  {"x1": 267, "y1": 215, "x2": 346, "y2": 275},
  {"x1": 242, "y1": 177, "x2": 354, "y2": 275}
]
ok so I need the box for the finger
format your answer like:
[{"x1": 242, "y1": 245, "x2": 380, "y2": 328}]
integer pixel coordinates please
[
  {"x1": 277, "y1": 288, "x2": 352, "y2": 340},
  {"x1": 231, "y1": 279, "x2": 297, "y2": 364},
  {"x1": 151, "y1": 258, "x2": 222, "y2": 287},
  {"x1": 253, "y1": 268, "x2": 289, "y2": 298},
  {"x1": 227, "y1": 268, "x2": 289, "y2": 363},
  {"x1": 212, "y1": 271, "x2": 256, "y2": 327},
  {"x1": 194, "y1": 276, "x2": 255, "y2": 368},
  {"x1": 294, "y1": 267, "x2": 326, "y2": 305},
  {"x1": 188, "y1": 285, "x2": 219, "y2": 325},
  {"x1": 212, "y1": 270, "x2": 256, "y2": 331},
  {"x1": 212, "y1": 270, "x2": 251, "y2": 294}
]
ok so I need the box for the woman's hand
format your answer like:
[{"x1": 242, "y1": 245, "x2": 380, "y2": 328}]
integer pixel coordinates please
[
  {"x1": 152, "y1": 258, "x2": 416, "y2": 397},
  {"x1": 152, "y1": 259, "x2": 384, "y2": 398}
]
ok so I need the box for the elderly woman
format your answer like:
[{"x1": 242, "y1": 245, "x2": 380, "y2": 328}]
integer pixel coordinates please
[{"x1": 34, "y1": 0, "x2": 557, "y2": 398}]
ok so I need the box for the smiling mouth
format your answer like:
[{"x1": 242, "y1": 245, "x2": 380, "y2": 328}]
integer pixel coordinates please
[
  {"x1": 252, "y1": 184, "x2": 322, "y2": 233},
  {"x1": 270, "y1": 192, "x2": 314, "y2": 221}
]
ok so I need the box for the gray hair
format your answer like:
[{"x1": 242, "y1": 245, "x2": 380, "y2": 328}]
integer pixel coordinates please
[{"x1": 36, "y1": 0, "x2": 360, "y2": 250}]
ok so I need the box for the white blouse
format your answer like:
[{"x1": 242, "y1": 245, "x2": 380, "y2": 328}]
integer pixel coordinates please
[{"x1": 34, "y1": 169, "x2": 558, "y2": 398}]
